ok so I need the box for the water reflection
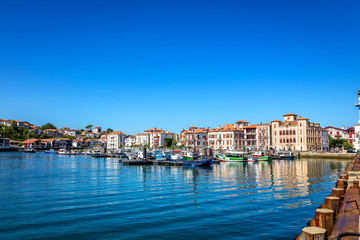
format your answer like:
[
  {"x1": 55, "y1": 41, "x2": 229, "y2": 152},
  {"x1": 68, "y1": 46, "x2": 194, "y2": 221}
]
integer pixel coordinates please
[{"x1": 0, "y1": 152, "x2": 352, "y2": 240}]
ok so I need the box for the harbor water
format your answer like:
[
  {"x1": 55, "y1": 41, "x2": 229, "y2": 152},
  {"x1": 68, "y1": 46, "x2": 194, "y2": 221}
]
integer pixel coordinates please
[{"x1": 0, "y1": 152, "x2": 351, "y2": 239}]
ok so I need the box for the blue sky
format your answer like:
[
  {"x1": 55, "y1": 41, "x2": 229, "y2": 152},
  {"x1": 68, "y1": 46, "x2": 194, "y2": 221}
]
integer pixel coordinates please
[{"x1": 0, "y1": 0, "x2": 359, "y2": 134}]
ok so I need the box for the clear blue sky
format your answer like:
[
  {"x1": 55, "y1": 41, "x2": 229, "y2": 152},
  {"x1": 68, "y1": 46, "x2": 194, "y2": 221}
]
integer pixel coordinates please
[{"x1": 0, "y1": 0, "x2": 359, "y2": 134}]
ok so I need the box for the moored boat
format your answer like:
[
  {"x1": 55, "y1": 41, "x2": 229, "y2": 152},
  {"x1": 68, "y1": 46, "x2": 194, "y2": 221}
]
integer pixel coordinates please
[
  {"x1": 252, "y1": 151, "x2": 272, "y2": 161},
  {"x1": 58, "y1": 149, "x2": 70, "y2": 155},
  {"x1": 219, "y1": 151, "x2": 248, "y2": 162},
  {"x1": 181, "y1": 152, "x2": 212, "y2": 167}
]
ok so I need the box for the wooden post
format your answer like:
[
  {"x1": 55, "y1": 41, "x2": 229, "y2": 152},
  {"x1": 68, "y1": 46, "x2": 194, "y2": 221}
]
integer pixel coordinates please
[
  {"x1": 300, "y1": 227, "x2": 326, "y2": 240},
  {"x1": 336, "y1": 179, "x2": 345, "y2": 189},
  {"x1": 324, "y1": 196, "x2": 340, "y2": 217},
  {"x1": 314, "y1": 208, "x2": 334, "y2": 235},
  {"x1": 331, "y1": 188, "x2": 344, "y2": 198}
]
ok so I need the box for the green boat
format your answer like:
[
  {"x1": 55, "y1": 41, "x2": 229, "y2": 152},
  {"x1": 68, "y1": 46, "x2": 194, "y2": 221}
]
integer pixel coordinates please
[{"x1": 218, "y1": 151, "x2": 248, "y2": 162}]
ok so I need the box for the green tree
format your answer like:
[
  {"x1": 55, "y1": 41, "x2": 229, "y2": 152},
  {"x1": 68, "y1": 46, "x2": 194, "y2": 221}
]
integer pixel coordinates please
[
  {"x1": 106, "y1": 128, "x2": 113, "y2": 134},
  {"x1": 164, "y1": 138, "x2": 175, "y2": 148},
  {"x1": 85, "y1": 125, "x2": 93, "y2": 131},
  {"x1": 343, "y1": 141, "x2": 354, "y2": 150},
  {"x1": 40, "y1": 123, "x2": 57, "y2": 131}
]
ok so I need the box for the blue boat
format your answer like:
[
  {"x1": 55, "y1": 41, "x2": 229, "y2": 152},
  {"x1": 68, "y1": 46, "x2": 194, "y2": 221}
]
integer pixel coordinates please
[
  {"x1": 45, "y1": 149, "x2": 56, "y2": 154},
  {"x1": 181, "y1": 152, "x2": 212, "y2": 167}
]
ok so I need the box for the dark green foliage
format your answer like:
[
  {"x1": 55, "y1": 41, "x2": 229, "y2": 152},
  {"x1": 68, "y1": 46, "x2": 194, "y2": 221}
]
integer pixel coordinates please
[
  {"x1": 164, "y1": 138, "x2": 175, "y2": 148},
  {"x1": 329, "y1": 136, "x2": 354, "y2": 149},
  {"x1": 40, "y1": 123, "x2": 57, "y2": 131},
  {"x1": 85, "y1": 125, "x2": 93, "y2": 130},
  {"x1": 106, "y1": 128, "x2": 113, "y2": 134},
  {"x1": 0, "y1": 124, "x2": 36, "y2": 141}
]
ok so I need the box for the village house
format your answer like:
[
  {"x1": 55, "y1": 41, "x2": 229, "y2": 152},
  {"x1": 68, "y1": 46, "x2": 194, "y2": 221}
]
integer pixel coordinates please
[
  {"x1": 183, "y1": 127, "x2": 209, "y2": 150},
  {"x1": 208, "y1": 123, "x2": 245, "y2": 151},
  {"x1": 271, "y1": 113, "x2": 322, "y2": 151},
  {"x1": 62, "y1": 129, "x2": 79, "y2": 137},
  {"x1": 325, "y1": 126, "x2": 346, "y2": 140},
  {"x1": 23, "y1": 139, "x2": 45, "y2": 149},
  {"x1": 44, "y1": 129, "x2": 62, "y2": 138},
  {"x1": 257, "y1": 123, "x2": 271, "y2": 151},
  {"x1": 135, "y1": 133, "x2": 151, "y2": 146},
  {"x1": 124, "y1": 135, "x2": 136, "y2": 147},
  {"x1": 41, "y1": 139, "x2": 56, "y2": 149},
  {"x1": 244, "y1": 125, "x2": 257, "y2": 151},
  {"x1": 72, "y1": 139, "x2": 84, "y2": 148},
  {"x1": 85, "y1": 139, "x2": 100, "y2": 148},
  {"x1": 321, "y1": 128, "x2": 330, "y2": 151},
  {"x1": 93, "y1": 127, "x2": 102, "y2": 134},
  {"x1": 100, "y1": 135, "x2": 107, "y2": 145},
  {"x1": 107, "y1": 131, "x2": 127, "y2": 150},
  {"x1": 144, "y1": 128, "x2": 173, "y2": 148},
  {"x1": 0, "y1": 137, "x2": 10, "y2": 149}
]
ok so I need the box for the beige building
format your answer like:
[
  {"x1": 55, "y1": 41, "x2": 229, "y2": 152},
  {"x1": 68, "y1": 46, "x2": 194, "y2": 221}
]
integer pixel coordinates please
[
  {"x1": 107, "y1": 131, "x2": 127, "y2": 150},
  {"x1": 183, "y1": 127, "x2": 209, "y2": 150},
  {"x1": 271, "y1": 113, "x2": 321, "y2": 151},
  {"x1": 208, "y1": 124, "x2": 245, "y2": 151}
]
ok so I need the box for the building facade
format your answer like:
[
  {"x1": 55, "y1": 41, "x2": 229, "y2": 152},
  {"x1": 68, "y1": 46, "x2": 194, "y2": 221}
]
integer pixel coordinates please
[
  {"x1": 257, "y1": 123, "x2": 271, "y2": 151},
  {"x1": 107, "y1": 131, "x2": 127, "y2": 150},
  {"x1": 271, "y1": 113, "x2": 322, "y2": 151}
]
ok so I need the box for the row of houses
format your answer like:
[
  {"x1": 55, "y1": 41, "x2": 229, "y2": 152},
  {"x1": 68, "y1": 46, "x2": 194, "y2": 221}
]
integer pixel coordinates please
[
  {"x1": 22, "y1": 138, "x2": 104, "y2": 149},
  {"x1": 106, "y1": 128, "x2": 174, "y2": 151},
  {"x1": 180, "y1": 113, "x2": 331, "y2": 152}
]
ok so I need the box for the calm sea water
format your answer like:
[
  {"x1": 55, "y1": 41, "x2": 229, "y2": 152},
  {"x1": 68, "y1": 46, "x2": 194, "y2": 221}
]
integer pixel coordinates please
[{"x1": 0, "y1": 152, "x2": 350, "y2": 240}]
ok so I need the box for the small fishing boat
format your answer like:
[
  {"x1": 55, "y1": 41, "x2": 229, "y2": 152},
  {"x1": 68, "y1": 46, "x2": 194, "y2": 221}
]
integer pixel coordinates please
[
  {"x1": 181, "y1": 152, "x2": 212, "y2": 167},
  {"x1": 24, "y1": 147, "x2": 36, "y2": 153},
  {"x1": 219, "y1": 151, "x2": 248, "y2": 162},
  {"x1": 90, "y1": 150, "x2": 107, "y2": 158},
  {"x1": 170, "y1": 153, "x2": 182, "y2": 161},
  {"x1": 45, "y1": 149, "x2": 56, "y2": 154},
  {"x1": 58, "y1": 149, "x2": 70, "y2": 155},
  {"x1": 252, "y1": 151, "x2": 272, "y2": 161},
  {"x1": 279, "y1": 151, "x2": 295, "y2": 160}
]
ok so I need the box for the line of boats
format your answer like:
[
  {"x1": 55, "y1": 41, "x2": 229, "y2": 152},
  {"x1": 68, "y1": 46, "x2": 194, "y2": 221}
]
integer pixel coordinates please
[
  {"x1": 30, "y1": 148, "x2": 296, "y2": 167},
  {"x1": 215, "y1": 150, "x2": 295, "y2": 162}
]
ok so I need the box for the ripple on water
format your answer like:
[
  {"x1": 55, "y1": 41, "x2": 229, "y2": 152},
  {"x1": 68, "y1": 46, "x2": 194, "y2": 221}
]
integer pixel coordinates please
[{"x1": 0, "y1": 152, "x2": 351, "y2": 239}]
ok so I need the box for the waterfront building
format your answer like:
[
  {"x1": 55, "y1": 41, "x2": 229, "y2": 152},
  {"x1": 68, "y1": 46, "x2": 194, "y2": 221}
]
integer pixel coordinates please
[
  {"x1": 85, "y1": 139, "x2": 100, "y2": 149},
  {"x1": 271, "y1": 113, "x2": 321, "y2": 151},
  {"x1": 183, "y1": 127, "x2": 209, "y2": 150},
  {"x1": 345, "y1": 127, "x2": 355, "y2": 145},
  {"x1": 9, "y1": 140, "x2": 21, "y2": 149},
  {"x1": 53, "y1": 138, "x2": 73, "y2": 149},
  {"x1": 244, "y1": 125, "x2": 257, "y2": 151},
  {"x1": 325, "y1": 126, "x2": 346, "y2": 139},
  {"x1": 41, "y1": 139, "x2": 56, "y2": 149},
  {"x1": 257, "y1": 123, "x2": 271, "y2": 151},
  {"x1": 23, "y1": 139, "x2": 44, "y2": 149},
  {"x1": 208, "y1": 123, "x2": 245, "y2": 151},
  {"x1": 107, "y1": 131, "x2": 127, "y2": 150},
  {"x1": 0, "y1": 137, "x2": 10, "y2": 149},
  {"x1": 143, "y1": 128, "x2": 173, "y2": 148},
  {"x1": 321, "y1": 128, "x2": 330, "y2": 151},
  {"x1": 72, "y1": 139, "x2": 84, "y2": 149},
  {"x1": 355, "y1": 90, "x2": 360, "y2": 151},
  {"x1": 135, "y1": 133, "x2": 150, "y2": 147},
  {"x1": 124, "y1": 135, "x2": 136, "y2": 147}
]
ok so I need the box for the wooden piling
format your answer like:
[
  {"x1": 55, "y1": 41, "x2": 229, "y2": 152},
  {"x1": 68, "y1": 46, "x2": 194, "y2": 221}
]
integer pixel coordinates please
[
  {"x1": 323, "y1": 197, "x2": 340, "y2": 217},
  {"x1": 314, "y1": 208, "x2": 334, "y2": 235},
  {"x1": 331, "y1": 188, "x2": 344, "y2": 198},
  {"x1": 299, "y1": 227, "x2": 326, "y2": 240}
]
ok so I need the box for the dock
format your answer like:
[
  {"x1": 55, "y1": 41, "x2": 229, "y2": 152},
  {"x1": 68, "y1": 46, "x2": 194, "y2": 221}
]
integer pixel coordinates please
[{"x1": 295, "y1": 153, "x2": 360, "y2": 240}]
